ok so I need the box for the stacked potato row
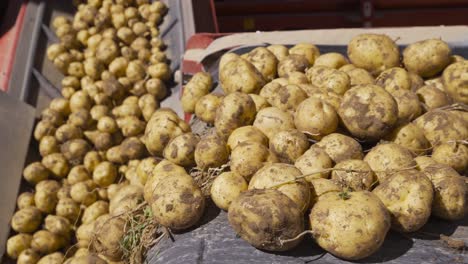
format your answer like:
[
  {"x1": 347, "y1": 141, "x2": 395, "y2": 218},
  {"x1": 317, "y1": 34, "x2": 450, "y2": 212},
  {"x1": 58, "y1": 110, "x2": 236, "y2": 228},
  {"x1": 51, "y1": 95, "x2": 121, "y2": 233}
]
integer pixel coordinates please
[
  {"x1": 6, "y1": 0, "x2": 174, "y2": 263},
  {"x1": 179, "y1": 35, "x2": 468, "y2": 260}
]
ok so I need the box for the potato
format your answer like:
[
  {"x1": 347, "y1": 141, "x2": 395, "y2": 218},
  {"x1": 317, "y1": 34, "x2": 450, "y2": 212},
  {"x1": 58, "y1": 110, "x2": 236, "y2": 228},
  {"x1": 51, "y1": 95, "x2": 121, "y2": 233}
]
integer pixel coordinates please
[
  {"x1": 306, "y1": 66, "x2": 350, "y2": 95},
  {"x1": 287, "y1": 71, "x2": 309, "y2": 85},
  {"x1": 55, "y1": 124, "x2": 83, "y2": 143},
  {"x1": 294, "y1": 146, "x2": 333, "y2": 182},
  {"x1": 244, "y1": 47, "x2": 278, "y2": 81},
  {"x1": 23, "y1": 162, "x2": 49, "y2": 185},
  {"x1": 442, "y1": 60, "x2": 468, "y2": 103},
  {"x1": 414, "y1": 110, "x2": 468, "y2": 146},
  {"x1": 96, "y1": 38, "x2": 119, "y2": 64},
  {"x1": 228, "y1": 189, "x2": 304, "y2": 251},
  {"x1": 17, "y1": 192, "x2": 35, "y2": 209},
  {"x1": 17, "y1": 248, "x2": 41, "y2": 264},
  {"x1": 271, "y1": 77, "x2": 289, "y2": 86},
  {"x1": 82, "y1": 201, "x2": 109, "y2": 225},
  {"x1": 37, "y1": 252, "x2": 64, "y2": 264},
  {"x1": 269, "y1": 129, "x2": 309, "y2": 164},
  {"x1": 345, "y1": 67, "x2": 375, "y2": 86},
  {"x1": 67, "y1": 166, "x2": 89, "y2": 185},
  {"x1": 35, "y1": 180, "x2": 60, "y2": 213},
  {"x1": 38, "y1": 135, "x2": 59, "y2": 157},
  {"x1": 92, "y1": 214, "x2": 126, "y2": 261},
  {"x1": 310, "y1": 191, "x2": 391, "y2": 260},
  {"x1": 6, "y1": 234, "x2": 32, "y2": 259},
  {"x1": 139, "y1": 93, "x2": 160, "y2": 122},
  {"x1": 70, "y1": 90, "x2": 92, "y2": 112},
  {"x1": 143, "y1": 160, "x2": 187, "y2": 204},
  {"x1": 375, "y1": 67, "x2": 412, "y2": 93},
  {"x1": 431, "y1": 142, "x2": 468, "y2": 173},
  {"x1": 84, "y1": 131, "x2": 113, "y2": 151},
  {"x1": 267, "y1": 44, "x2": 289, "y2": 61},
  {"x1": 11, "y1": 207, "x2": 42, "y2": 233},
  {"x1": 415, "y1": 85, "x2": 451, "y2": 110},
  {"x1": 314, "y1": 52, "x2": 348, "y2": 69},
  {"x1": 373, "y1": 169, "x2": 433, "y2": 232},
  {"x1": 31, "y1": 230, "x2": 63, "y2": 254},
  {"x1": 315, "y1": 133, "x2": 362, "y2": 163},
  {"x1": 390, "y1": 89, "x2": 423, "y2": 123},
  {"x1": 214, "y1": 92, "x2": 256, "y2": 139},
  {"x1": 147, "y1": 62, "x2": 171, "y2": 81},
  {"x1": 93, "y1": 161, "x2": 117, "y2": 187},
  {"x1": 194, "y1": 93, "x2": 223, "y2": 124},
  {"x1": 385, "y1": 123, "x2": 430, "y2": 155},
  {"x1": 70, "y1": 180, "x2": 97, "y2": 206},
  {"x1": 194, "y1": 133, "x2": 229, "y2": 169},
  {"x1": 47, "y1": 43, "x2": 66, "y2": 61},
  {"x1": 305, "y1": 88, "x2": 342, "y2": 112},
  {"x1": 421, "y1": 163, "x2": 467, "y2": 220},
  {"x1": 219, "y1": 52, "x2": 240, "y2": 71},
  {"x1": 109, "y1": 185, "x2": 143, "y2": 215},
  {"x1": 68, "y1": 254, "x2": 107, "y2": 264},
  {"x1": 34, "y1": 120, "x2": 56, "y2": 141},
  {"x1": 163, "y1": 132, "x2": 200, "y2": 167},
  {"x1": 181, "y1": 72, "x2": 213, "y2": 113},
  {"x1": 309, "y1": 178, "x2": 341, "y2": 208},
  {"x1": 44, "y1": 215, "x2": 71, "y2": 236},
  {"x1": 277, "y1": 54, "x2": 309, "y2": 78},
  {"x1": 294, "y1": 97, "x2": 338, "y2": 140},
  {"x1": 41, "y1": 108, "x2": 64, "y2": 127},
  {"x1": 56, "y1": 197, "x2": 81, "y2": 223},
  {"x1": 409, "y1": 72, "x2": 424, "y2": 91},
  {"x1": 145, "y1": 78, "x2": 167, "y2": 100},
  {"x1": 151, "y1": 173, "x2": 205, "y2": 230},
  {"x1": 338, "y1": 84, "x2": 398, "y2": 140},
  {"x1": 260, "y1": 83, "x2": 307, "y2": 113},
  {"x1": 230, "y1": 141, "x2": 277, "y2": 181},
  {"x1": 76, "y1": 222, "x2": 94, "y2": 248},
  {"x1": 331, "y1": 159, "x2": 375, "y2": 191},
  {"x1": 41, "y1": 153, "x2": 70, "y2": 178},
  {"x1": 424, "y1": 77, "x2": 445, "y2": 92},
  {"x1": 227, "y1": 125, "x2": 268, "y2": 150},
  {"x1": 143, "y1": 109, "x2": 190, "y2": 156},
  {"x1": 116, "y1": 116, "x2": 146, "y2": 137},
  {"x1": 210, "y1": 172, "x2": 248, "y2": 211},
  {"x1": 219, "y1": 58, "x2": 265, "y2": 94},
  {"x1": 61, "y1": 139, "x2": 90, "y2": 164},
  {"x1": 403, "y1": 39, "x2": 451, "y2": 78},
  {"x1": 289, "y1": 43, "x2": 320, "y2": 65},
  {"x1": 364, "y1": 142, "x2": 416, "y2": 183},
  {"x1": 135, "y1": 157, "x2": 159, "y2": 185},
  {"x1": 347, "y1": 33, "x2": 399, "y2": 75}
]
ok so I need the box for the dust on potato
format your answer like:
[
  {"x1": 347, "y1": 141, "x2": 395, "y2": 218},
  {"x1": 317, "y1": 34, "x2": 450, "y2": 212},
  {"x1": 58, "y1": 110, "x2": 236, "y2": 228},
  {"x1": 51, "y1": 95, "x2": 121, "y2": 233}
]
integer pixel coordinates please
[
  {"x1": 306, "y1": 66, "x2": 350, "y2": 95},
  {"x1": 315, "y1": 133, "x2": 363, "y2": 163},
  {"x1": 210, "y1": 171, "x2": 248, "y2": 211},
  {"x1": 230, "y1": 141, "x2": 278, "y2": 181},
  {"x1": 403, "y1": 39, "x2": 451, "y2": 78},
  {"x1": 269, "y1": 129, "x2": 309, "y2": 164},
  {"x1": 294, "y1": 146, "x2": 333, "y2": 182},
  {"x1": 259, "y1": 83, "x2": 307, "y2": 113},
  {"x1": 294, "y1": 97, "x2": 338, "y2": 140},
  {"x1": 253, "y1": 107, "x2": 295, "y2": 140},
  {"x1": 219, "y1": 58, "x2": 266, "y2": 94},
  {"x1": 331, "y1": 159, "x2": 375, "y2": 191}
]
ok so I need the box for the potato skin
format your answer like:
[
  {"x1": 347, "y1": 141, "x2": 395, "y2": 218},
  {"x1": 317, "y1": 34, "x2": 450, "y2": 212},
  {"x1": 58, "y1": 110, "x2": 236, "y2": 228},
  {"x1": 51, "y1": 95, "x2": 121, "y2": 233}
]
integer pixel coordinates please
[
  {"x1": 253, "y1": 107, "x2": 295, "y2": 140},
  {"x1": 403, "y1": 39, "x2": 451, "y2": 78},
  {"x1": 17, "y1": 192, "x2": 35, "y2": 210},
  {"x1": 260, "y1": 83, "x2": 307, "y2": 113},
  {"x1": 375, "y1": 67, "x2": 412, "y2": 93},
  {"x1": 151, "y1": 173, "x2": 205, "y2": 230},
  {"x1": 82, "y1": 200, "x2": 109, "y2": 224},
  {"x1": 309, "y1": 178, "x2": 341, "y2": 208},
  {"x1": 269, "y1": 129, "x2": 309, "y2": 164},
  {"x1": 332, "y1": 159, "x2": 375, "y2": 191},
  {"x1": 227, "y1": 125, "x2": 268, "y2": 150},
  {"x1": 249, "y1": 93, "x2": 270, "y2": 112},
  {"x1": 230, "y1": 141, "x2": 277, "y2": 181},
  {"x1": 214, "y1": 92, "x2": 257, "y2": 139},
  {"x1": 228, "y1": 189, "x2": 304, "y2": 251},
  {"x1": 245, "y1": 47, "x2": 278, "y2": 81},
  {"x1": 310, "y1": 191, "x2": 391, "y2": 260},
  {"x1": 37, "y1": 252, "x2": 64, "y2": 264},
  {"x1": 415, "y1": 85, "x2": 451, "y2": 110},
  {"x1": 194, "y1": 93, "x2": 223, "y2": 124},
  {"x1": 373, "y1": 170, "x2": 433, "y2": 232},
  {"x1": 194, "y1": 133, "x2": 229, "y2": 169},
  {"x1": 277, "y1": 54, "x2": 309, "y2": 78},
  {"x1": 346, "y1": 67, "x2": 375, "y2": 87},
  {"x1": 347, "y1": 34, "x2": 399, "y2": 75},
  {"x1": 11, "y1": 207, "x2": 42, "y2": 233},
  {"x1": 294, "y1": 146, "x2": 333, "y2": 181},
  {"x1": 294, "y1": 97, "x2": 338, "y2": 140},
  {"x1": 181, "y1": 72, "x2": 213, "y2": 113},
  {"x1": 210, "y1": 172, "x2": 248, "y2": 211},
  {"x1": 31, "y1": 230, "x2": 63, "y2": 254},
  {"x1": 219, "y1": 58, "x2": 265, "y2": 94},
  {"x1": 35, "y1": 180, "x2": 60, "y2": 214},
  {"x1": 306, "y1": 66, "x2": 350, "y2": 95},
  {"x1": 414, "y1": 110, "x2": 468, "y2": 146},
  {"x1": 17, "y1": 248, "x2": 41, "y2": 264},
  {"x1": 92, "y1": 214, "x2": 126, "y2": 261},
  {"x1": 23, "y1": 162, "x2": 49, "y2": 185},
  {"x1": 143, "y1": 160, "x2": 187, "y2": 204},
  {"x1": 249, "y1": 163, "x2": 310, "y2": 213},
  {"x1": 6, "y1": 233, "x2": 32, "y2": 259},
  {"x1": 364, "y1": 143, "x2": 416, "y2": 183},
  {"x1": 267, "y1": 44, "x2": 289, "y2": 61},
  {"x1": 289, "y1": 43, "x2": 320, "y2": 65},
  {"x1": 431, "y1": 143, "x2": 468, "y2": 173},
  {"x1": 315, "y1": 133, "x2": 363, "y2": 163},
  {"x1": 385, "y1": 123, "x2": 430, "y2": 155},
  {"x1": 163, "y1": 132, "x2": 200, "y2": 167},
  {"x1": 339, "y1": 84, "x2": 398, "y2": 140},
  {"x1": 314, "y1": 52, "x2": 348, "y2": 69},
  {"x1": 442, "y1": 60, "x2": 468, "y2": 103}
]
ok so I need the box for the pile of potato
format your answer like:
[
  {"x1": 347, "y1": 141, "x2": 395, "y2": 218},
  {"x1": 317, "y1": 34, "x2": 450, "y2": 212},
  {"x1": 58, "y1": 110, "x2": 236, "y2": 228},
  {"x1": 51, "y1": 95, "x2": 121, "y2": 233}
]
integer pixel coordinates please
[
  {"x1": 181, "y1": 34, "x2": 468, "y2": 260},
  {"x1": 6, "y1": 0, "x2": 468, "y2": 262}
]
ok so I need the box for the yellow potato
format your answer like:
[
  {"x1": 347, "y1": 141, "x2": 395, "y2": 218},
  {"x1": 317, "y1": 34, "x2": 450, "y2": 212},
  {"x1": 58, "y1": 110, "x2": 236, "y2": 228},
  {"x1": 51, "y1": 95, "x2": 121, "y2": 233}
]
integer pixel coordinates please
[
  {"x1": 230, "y1": 141, "x2": 278, "y2": 181},
  {"x1": 23, "y1": 162, "x2": 49, "y2": 185},
  {"x1": 403, "y1": 39, "x2": 451, "y2": 78},
  {"x1": 385, "y1": 122, "x2": 430, "y2": 155},
  {"x1": 306, "y1": 66, "x2": 350, "y2": 95},
  {"x1": 253, "y1": 107, "x2": 295, "y2": 140},
  {"x1": 17, "y1": 248, "x2": 41, "y2": 264},
  {"x1": 269, "y1": 129, "x2": 309, "y2": 164},
  {"x1": 309, "y1": 178, "x2": 341, "y2": 208},
  {"x1": 210, "y1": 172, "x2": 248, "y2": 211},
  {"x1": 181, "y1": 72, "x2": 213, "y2": 113},
  {"x1": 314, "y1": 52, "x2": 348, "y2": 69},
  {"x1": 219, "y1": 58, "x2": 265, "y2": 94},
  {"x1": 332, "y1": 159, "x2": 375, "y2": 191},
  {"x1": 294, "y1": 146, "x2": 333, "y2": 181},
  {"x1": 259, "y1": 83, "x2": 307, "y2": 113},
  {"x1": 267, "y1": 44, "x2": 289, "y2": 61},
  {"x1": 31, "y1": 230, "x2": 63, "y2": 254},
  {"x1": 289, "y1": 43, "x2": 320, "y2": 65},
  {"x1": 315, "y1": 133, "x2": 363, "y2": 163},
  {"x1": 375, "y1": 67, "x2": 412, "y2": 93},
  {"x1": 431, "y1": 142, "x2": 468, "y2": 173},
  {"x1": 56, "y1": 197, "x2": 81, "y2": 223},
  {"x1": 143, "y1": 160, "x2": 187, "y2": 204},
  {"x1": 17, "y1": 192, "x2": 35, "y2": 209},
  {"x1": 442, "y1": 60, "x2": 468, "y2": 103},
  {"x1": 346, "y1": 67, "x2": 375, "y2": 87},
  {"x1": 194, "y1": 133, "x2": 229, "y2": 169},
  {"x1": 163, "y1": 132, "x2": 200, "y2": 167},
  {"x1": 6, "y1": 233, "x2": 32, "y2": 259},
  {"x1": 214, "y1": 92, "x2": 256, "y2": 139},
  {"x1": 244, "y1": 47, "x2": 278, "y2": 81},
  {"x1": 194, "y1": 93, "x2": 224, "y2": 124},
  {"x1": 294, "y1": 97, "x2": 338, "y2": 140},
  {"x1": 415, "y1": 85, "x2": 451, "y2": 110},
  {"x1": 277, "y1": 54, "x2": 309, "y2": 78},
  {"x1": 82, "y1": 200, "x2": 109, "y2": 224},
  {"x1": 414, "y1": 110, "x2": 468, "y2": 146},
  {"x1": 227, "y1": 125, "x2": 268, "y2": 150}
]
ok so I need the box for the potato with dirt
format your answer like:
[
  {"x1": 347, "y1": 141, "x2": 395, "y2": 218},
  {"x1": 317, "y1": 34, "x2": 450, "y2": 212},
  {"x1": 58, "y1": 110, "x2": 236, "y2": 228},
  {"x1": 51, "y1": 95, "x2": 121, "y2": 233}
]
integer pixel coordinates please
[
  {"x1": 60, "y1": 139, "x2": 91, "y2": 164},
  {"x1": 214, "y1": 92, "x2": 257, "y2": 139},
  {"x1": 390, "y1": 89, "x2": 423, "y2": 123},
  {"x1": 92, "y1": 214, "x2": 126, "y2": 261},
  {"x1": 294, "y1": 97, "x2": 338, "y2": 140},
  {"x1": 269, "y1": 129, "x2": 309, "y2": 164},
  {"x1": 17, "y1": 248, "x2": 40, "y2": 264},
  {"x1": 331, "y1": 159, "x2": 375, "y2": 191},
  {"x1": 194, "y1": 93, "x2": 224, "y2": 124},
  {"x1": 109, "y1": 185, "x2": 144, "y2": 215},
  {"x1": 385, "y1": 122, "x2": 431, "y2": 155},
  {"x1": 70, "y1": 180, "x2": 98, "y2": 207},
  {"x1": 442, "y1": 60, "x2": 468, "y2": 104},
  {"x1": 403, "y1": 39, "x2": 451, "y2": 78},
  {"x1": 39, "y1": 135, "x2": 59, "y2": 157},
  {"x1": 338, "y1": 84, "x2": 398, "y2": 140},
  {"x1": 294, "y1": 146, "x2": 333, "y2": 181},
  {"x1": 375, "y1": 67, "x2": 412, "y2": 93},
  {"x1": 31, "y1": 230, "x2": 64, "y2": 254},
  {"x1": 253, "y1": 107, "x2": 295, "y2": 140},
  {"x1": 181, "y1": 72, "x2": 213, "y2": 113},
  {"x1": 44, "y1": 215, "x2": 72, "y2": 237},
  {"x1": 35, "y1": 180, "x2": 61, "y2": 213},
  {"x1": 151, "y1": 173, "x2": 205, "y2": 230},
  {"x1": 56, "y1": 197, "x2": 81, "y2": 223},
  {"x1": 93, "y1": 161, "x2": 118, "y2": 187},
  {"x1": 414, "y1": 110, "x2": 468, "y2": 146},
  {"x1": 219, "y1": 57, "x2": 265, "y2": 94},
  {"x1": 37, "y1": 252, "x2": 64, "y2": 264},
  {"x1": 136, "y1": 157, "x2": 159, "y2": 185},
  {"x1": 230, "y1": 141, "x2": 278, "y2": 181},
  {"x1": 259, "y1": 83, "x2": 307, "y2": 113},
  {"x1": 23, "y1": 162, "x2": 49, "y2": 185},
  {"x1": 244, "y1": 47, "x2": 278, "y2": 81},
  {"x1": 163, "y1": 132, "x2": 200, "y2": 167},
  {"x1": 415, "y1": 85, "x2": 451, "y2": 110},
  {"x1": 345, "y1": 67, "x2": 375, "y2": 87},
  {"x1": 431, "y1": 142, "x2": 468, "y2": 173},
  {"x1": 306, "y1": 66, "x2": 350, "y2": 95},
  {"x1": 210, "y1": 172, "x2": 248, "y2": 211},
  {"x1": 267, "y1": 44, "x2": 289, "y2": 61},
  {"x1": 6, "y1": 234, "x2": 32, "y2": 259},
  {"x1": 277, "y1": 54, "x2": 310, "y2": 78},
  {"x1": 347, "y1": 33, "x2": 400, "y2": 75},
  {"x1": 314, "y1": 52, "x2": 348, "y2": 69},
  {"x1": 194, "y1": 132, "x2": 230, "y2": 169},
  {"x1": 143, "y1": 160, "x2": 188, "y2": 204},
  {"x1": 42, "y1": 153, "x2": 70, "y2": 178},
  {"x1": 228, "y1": 189, "x2": 304, "y2": 251},
  {"x1": 289, "y1": 43, "x2": 320, "y2": 65},
  {"x1": 227, "y1": 125, "x2": 269, "y2": 150},
  {"x1": 287, "y1": 71, "x2": 309, "y2": 85},
  {"x1": 17, "y1": 192, "x2": 35, "y2": 210},
  {"x1": 373, "y1": 169, "x2": 433, "y2": 232},
  {"x1": 309, "y1": 178, "x2": 341, "y2": 208},
  {"x1": 11, "y1": 207, "x2": 42, "y2": 233},
  {"x1": 310, "y1": 191, "x2": 391, "y2": 260},
  {"x1": 315, "y1": 133, "x2": 363, "y2": 163},
  {"x1": 364, "y1": 142, "x2": 416, "y2": 183}
]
